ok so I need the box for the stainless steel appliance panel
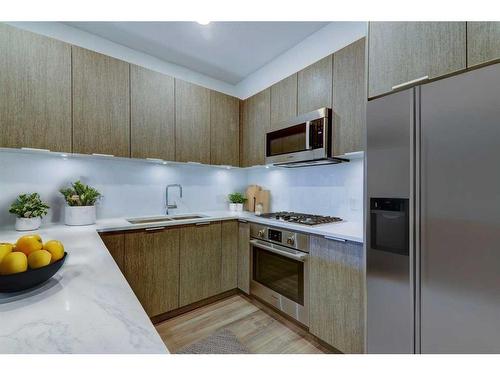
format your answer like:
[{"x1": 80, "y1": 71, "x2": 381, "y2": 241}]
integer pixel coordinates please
[
  {"x1": 366, "y1": 88, "x2": 414, "y2": 353},
  {"x1": 419, "y1": 63, "x2": 500, "y2": 353}
]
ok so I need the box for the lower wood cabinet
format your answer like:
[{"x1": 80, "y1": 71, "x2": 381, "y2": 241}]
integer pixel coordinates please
[
  {"x1": 123, "y1": 228, "x2": 180, "y2": 317},
  {"x1": 179, "y1": 222, "x2": 222, "y2": 306},
  {"x1": 309, "y1": 236, "x2": 364, "y2": 353},
  {"x1": 221, "y1": 221, "x2": 238, "y2": 292},
  {"x1": 100, "y1": 232, "x2": 125, "y2": 272},
  {"x1": 237, "y1": 221, "x2": 250, "y2": 294}
]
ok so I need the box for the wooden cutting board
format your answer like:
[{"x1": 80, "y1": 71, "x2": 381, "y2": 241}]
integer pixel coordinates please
[
  {"x1": 245, "y1": 185, "x2": 261, "y2": 212},
  {"x1": 255, "y1": 190, "x2": 270, "y2": 214}
]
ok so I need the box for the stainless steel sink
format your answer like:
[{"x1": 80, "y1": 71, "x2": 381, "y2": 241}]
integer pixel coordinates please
[
  {"x1": 127, "y1": 216, "x2": 173, "y2": 224},
  {"x1": 127, "y1": 214, "x2": 206, "y2": 225},
  {"x1": 169, "y1": 215, "x2": 206, "y2": 220}
]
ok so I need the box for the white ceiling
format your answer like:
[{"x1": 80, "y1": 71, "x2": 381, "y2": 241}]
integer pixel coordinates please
[{"x1": 63, "y1": 22, "x2": 329, "y2": 84}]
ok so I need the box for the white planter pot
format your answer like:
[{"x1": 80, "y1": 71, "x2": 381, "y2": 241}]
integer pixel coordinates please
[
  {"x1": 235, "y1": 203, "x2": 244, "y2": 212},
  {"x1": 229, "y1": 203, "x2": 237, "y2": 211},
  {"x1": 15, "y1": 217, "x2": 42, "y2": 231},
  {"x1": 65, "y1": 206, "x2": 96, "y2": 226}
]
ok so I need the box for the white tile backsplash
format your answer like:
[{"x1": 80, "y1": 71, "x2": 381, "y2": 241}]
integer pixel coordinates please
[{"x1": 0, "y1": 150, "x2": 363, "y2": 228}]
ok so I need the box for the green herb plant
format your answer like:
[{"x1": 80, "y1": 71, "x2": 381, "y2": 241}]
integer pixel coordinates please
[
  {"x1": 9, "y1": 193, "x2": 50, "y2": 218},
  {"x1": 60, "y1": 180, "x2": 102, "y2": 206},
  {"x1": 228, "y1": 192, "x2": 247, "y2": 204}
]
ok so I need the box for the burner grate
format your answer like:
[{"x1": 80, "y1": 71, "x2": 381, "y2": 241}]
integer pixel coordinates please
[{"x1": 260, "y1": 211, "x2": 343, "y2": 226}]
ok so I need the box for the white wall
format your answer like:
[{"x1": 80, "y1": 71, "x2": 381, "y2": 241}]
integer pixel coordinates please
[
  {"x1": 246, "y1": 159, "x2": 364, "y2": 223},
  {"x1": 0, "y1": 150, "x2": 246, "y2": 228},
  {"x1": 0, "y1": 152, "x2": 363, "y2": 227}
]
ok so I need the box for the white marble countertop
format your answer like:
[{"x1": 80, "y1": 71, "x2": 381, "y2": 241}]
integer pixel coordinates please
[
  {"x1": 0, "y1": 210, "x2": 362, "y2": 354},
  {"x1": 97, "y1": 210, "x2": 364, "y2": 243},
  {"x1": 0, "y1": 225, "x2": 168, "y2": 354}
]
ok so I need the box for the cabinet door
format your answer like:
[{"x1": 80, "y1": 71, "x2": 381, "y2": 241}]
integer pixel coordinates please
[
  {"x1": 130, "y1": 65, "x2": 175, "y2": 160},
  {"x1": 467, "y1": 22, "x2": 500, "y2": 67},
  {"x1": 309, "y1": 236, "x2": 364, "y2": 353},
  {"x1": 124, "y1": 228, "x2": 180, "y2": 317},
  {"x1": 237, "y1": 221, "x2": 250, "y2": 294},
  {"x1": 332, "y1": 38, "x2": 366, "y2": 156},
  {"x1": 297, "y1": 55, "x2": 333, "y2": 115},
  {"x1": 175, "y1": 79, "x2": 210, "y2": 163},
  {"x1": 270, "y1": 73, "x2": 297, "y2": 128},
  {"x1": 72, "y1": 46, "x2": 130, "y2": 157},
  {"x1": 0, "y1": 24, "x2": 71, "y2": 152},
  {"x1": 100, "y1": 232, "x2": 125, "y2": 272},
  {"x1": 368, "y1": 22, "x2": 466, "y2": 98},
  {"x1": 210, "y1": 91, "x2": 239, "y2": 166},
  {"x1": 239, "y1": 89, "x2": 270, "y2": 167},
  {"x1": 179, "y1": 222, "x2": 222, "y2": 306},
  {"x1": 221, "y1": 220, "x2": 238, "y2": 292}
]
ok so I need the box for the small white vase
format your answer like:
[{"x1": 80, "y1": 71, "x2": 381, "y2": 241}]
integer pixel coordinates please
[
  {"x1": 15, "y1": 217, "x2": 42, "y2": 231},
  {"x1": 65, "y1": 205, "x2": 96, "y2": 226},
  {"x1": 229, "y1": 203, "x2": 237, "y2": 211},
  {"x1": 235, "y1": 203, "x2": 244, "y2": 212}
]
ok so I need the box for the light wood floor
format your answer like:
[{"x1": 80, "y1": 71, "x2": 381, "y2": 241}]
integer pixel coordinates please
[{"x1": 155, "y1": 294, "x2": 330, "y2": 354}]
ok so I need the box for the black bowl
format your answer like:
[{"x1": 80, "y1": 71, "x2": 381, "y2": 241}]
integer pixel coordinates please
[{"x1": 0, "y1": 252, "x2": 67, "y2": 293}]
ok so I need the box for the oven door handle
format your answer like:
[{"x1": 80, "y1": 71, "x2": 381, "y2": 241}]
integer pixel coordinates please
[{"x1": 250, "y1": 239, "x2": 308, "y2": 262}]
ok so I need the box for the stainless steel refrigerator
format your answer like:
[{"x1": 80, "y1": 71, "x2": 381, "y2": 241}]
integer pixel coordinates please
[{"x1": 366, "y1": 62, "x2": 500, "y2": 353}]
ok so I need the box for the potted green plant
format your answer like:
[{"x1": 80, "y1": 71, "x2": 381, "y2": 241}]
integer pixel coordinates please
[
  {"x1": 60, "y1": 181, "x2": 102, "y2": 226},
  {"x1": 9, "y1": 193, "x2": 50, "y2": 231},
  {"x1": 228, "y1": 192, "x2": 247, "y2": 212}
]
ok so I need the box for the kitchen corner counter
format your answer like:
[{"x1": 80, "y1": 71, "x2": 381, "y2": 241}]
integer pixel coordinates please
[
  {"x1": 0, "y1": 210, "x2": 362, "y2": 354},
  {"x1": 0, "y1": 224, "x2": 168, "y2": 354}
]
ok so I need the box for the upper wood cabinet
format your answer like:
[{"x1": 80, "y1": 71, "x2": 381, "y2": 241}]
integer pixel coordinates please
[
  {"x1": 72, "y1": 46, "x2": 130, "y2": 157},
  {"x1": 270, "y1": 73, "x2": 297, "y2": 128},
  {"x1": 237, "y1": 221, "x2": 250, "y2": 294},
  {"x1": 0, "y1": 24, "x2": 71, "y2": 152},
  {"x1": 309, "y1": 236, "x2": 364, "y2": 353},
  {"x1": 210, "y1": 91, "x2": 239, "y2": 166},
  {"x1": 130, "y1": 65, "x2": 175, "y2": 160},
  {"x1": 240, "y1": 89, "x2": 270, "y2": 167},
  {"x1": 100, "y1": 232, "x2": 125, "y2": 272},
  {"x1": 175, "y1": 79, "x2": 210, "y2": 163},
  {"x1": 220, "y1": 220, "x2": 238, "y2": 292},
  {"x1": 297, "y1": 55, "x2": 333, "y2": 115},
  {"x1": 332, "y1": 38, "x2": 366, "y2": 156},
  {"x1": 467, "y1": 22, "x2": 500, "y2": 68},
  {"x1": 179, "y1": 222, "x2": 222, "y2": 306},
  {"x1": 368, "y1": 22, "x2": 466, "y2": 98},
  {"x1": 124, "y1": 228, "x2": 180, "y2": 317}
]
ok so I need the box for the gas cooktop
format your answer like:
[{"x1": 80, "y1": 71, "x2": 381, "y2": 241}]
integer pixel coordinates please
[{"x1": 259, "y1": 211, "x2": 343, "y2": 226}]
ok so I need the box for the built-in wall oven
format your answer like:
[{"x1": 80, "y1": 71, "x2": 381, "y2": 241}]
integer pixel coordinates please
[{"x1": 249, "y1": 223, "x2": 309, "y2": 326}]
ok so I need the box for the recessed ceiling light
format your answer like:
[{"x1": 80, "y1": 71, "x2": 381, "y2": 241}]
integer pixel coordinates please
[{"x1": 196, "y1": 20, "x2": 211, "y2": 26}]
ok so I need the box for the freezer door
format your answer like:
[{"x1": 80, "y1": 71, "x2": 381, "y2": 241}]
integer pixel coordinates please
[
  {"x1": 366, "y1": 89, "x2": 414, "y2": 353},
  {"x1": 420, "y1": 63, "x2": 500, "y2": 353}
]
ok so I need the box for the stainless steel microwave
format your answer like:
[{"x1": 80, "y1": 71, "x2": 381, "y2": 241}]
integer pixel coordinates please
[{"x1": 265, "y1": 108, "x2": 346, "y2": 167}]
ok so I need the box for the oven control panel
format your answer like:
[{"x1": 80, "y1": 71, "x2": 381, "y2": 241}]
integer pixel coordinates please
[{"x1": 250, "y1": 223, "x2": 309, "y2": 253}]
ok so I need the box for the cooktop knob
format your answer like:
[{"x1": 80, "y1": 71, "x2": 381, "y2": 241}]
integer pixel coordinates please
[
  {"x1": 258, "y1": 229, "x2": 266, "y2": 238},
  {"x1": 287, "y1": 236, "x2": 295, "y2": 245}
]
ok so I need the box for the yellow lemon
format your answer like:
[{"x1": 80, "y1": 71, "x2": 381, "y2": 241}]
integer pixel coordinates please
[
  {"x1": 0, "y1": 243, "x2": 14, "y2": 264},
  {"x1": 0, "y1": 252, "x2": 28, "y2": 275},
  {"x1": 16, "y1": 235, "x2": 43, "y2": 257},
  {"x1": 43, "y1": 240, "x2": 64, "y2": 263},
  {"x1": 28, "y1": 249, "x2": 52, "y2": 269}
]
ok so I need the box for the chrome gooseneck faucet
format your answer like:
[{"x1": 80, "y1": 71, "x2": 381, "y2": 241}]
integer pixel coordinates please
[{"x1": 166, "y1": 184, "x2": 183, "y2": 215}]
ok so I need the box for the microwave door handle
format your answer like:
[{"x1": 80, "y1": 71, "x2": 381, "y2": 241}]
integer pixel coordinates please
[{"x1": 305, "y1": 121, "x2": 311, "y2": 150}]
